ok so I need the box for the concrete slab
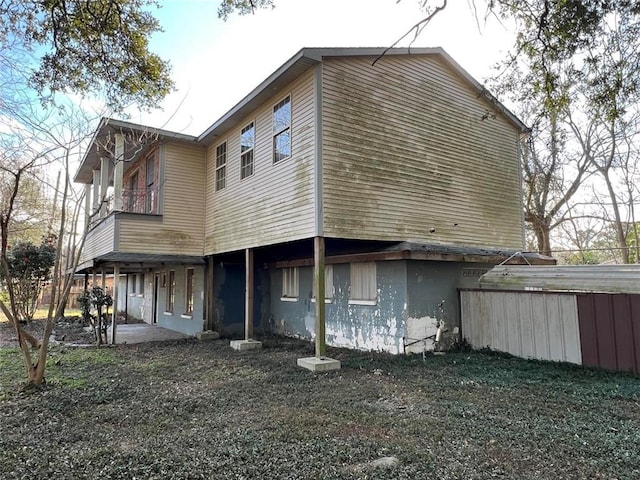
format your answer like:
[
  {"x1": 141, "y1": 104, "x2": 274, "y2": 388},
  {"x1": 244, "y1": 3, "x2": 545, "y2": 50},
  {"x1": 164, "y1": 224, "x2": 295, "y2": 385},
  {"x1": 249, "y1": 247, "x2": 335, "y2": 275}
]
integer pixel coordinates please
[
  {"x1": 297, "y1": 356, "x2": 341, "y2": 372},
  {"x1": 230, "y1": 339, "x2": 263, "y2": 351},
  {"x1": 196, "y1": 330, "x2": 220, "y2": 341},
  {"x1": 108, "y1": 323, "x2": 190, "y2": 345}
]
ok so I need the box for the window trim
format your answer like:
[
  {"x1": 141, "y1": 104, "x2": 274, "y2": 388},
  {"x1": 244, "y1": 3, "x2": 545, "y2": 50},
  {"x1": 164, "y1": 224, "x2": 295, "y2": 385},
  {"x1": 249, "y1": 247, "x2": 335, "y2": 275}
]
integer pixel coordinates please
[
  {"x1": 165, "y1": 270, "x2": 175, "y2": 313},
  {"x1": 280, "y1": 266, "x2": 299, "y2": 301},
  {"x1": 349, "y1": 262, "x2": 377, "y2": 305},
  {"x1": 215, "y1": 140, "x2": 227, "y2": 191},
  {"x1": 184, "y1": 268, "x2": 195, "y2": 316},
  {"x1": 240, "y1": 121, "x2": 255, "y2": 180},
  {"x1": 272, "y1": 94, "x2": 292, "y2": 164}
]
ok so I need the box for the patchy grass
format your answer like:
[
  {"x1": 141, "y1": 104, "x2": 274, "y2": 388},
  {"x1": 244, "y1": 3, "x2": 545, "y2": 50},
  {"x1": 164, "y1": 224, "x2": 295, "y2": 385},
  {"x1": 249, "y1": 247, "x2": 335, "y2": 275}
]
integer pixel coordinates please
[
  {"x1": 1, "y1": 338, "x2": 639, "y2": 479},
  {"x1": 0, "y1": 307, "x2": 82, "y2": 322}
]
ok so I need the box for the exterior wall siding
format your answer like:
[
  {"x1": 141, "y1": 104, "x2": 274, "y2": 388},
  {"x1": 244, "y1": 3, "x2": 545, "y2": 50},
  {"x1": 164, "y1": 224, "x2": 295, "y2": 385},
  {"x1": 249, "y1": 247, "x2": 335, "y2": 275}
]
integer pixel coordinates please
[
  {"x1": 321, "y1": 55, "x2": 524, "y2": 249},
  {"x1": 118, "y1": 142, "x2": 206, "y2": 255},
  {"x1": 81, "y1": 216, "x2": 116, "y2": 264},
  {"x1": 154, "y1": 265, "x2": 205, "y2": 335},
  {"x1": 204, "y1": 68, "x2": 316, "y2": 254},
  {"x1": 461, "y1": 290, "x2": 582, "y2": 364}
]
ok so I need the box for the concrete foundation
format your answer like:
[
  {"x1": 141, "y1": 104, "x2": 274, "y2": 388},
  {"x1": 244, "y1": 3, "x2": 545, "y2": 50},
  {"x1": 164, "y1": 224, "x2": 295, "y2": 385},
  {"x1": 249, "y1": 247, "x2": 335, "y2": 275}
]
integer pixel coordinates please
[
  {"x1": 297, "y1": 356, "x2": 341, "y2": 372},
  {"x1": 230, "y1": 339, "x2": 263, "y2": 351},
  {"x1": 196, "y1": 330, "x2": 220, "y2": 341}
]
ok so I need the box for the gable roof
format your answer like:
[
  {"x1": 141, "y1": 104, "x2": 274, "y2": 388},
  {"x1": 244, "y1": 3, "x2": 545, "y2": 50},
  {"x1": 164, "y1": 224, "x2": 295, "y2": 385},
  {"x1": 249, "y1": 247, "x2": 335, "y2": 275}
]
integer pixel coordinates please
[{"x1": 197, "y1": 47, "x2": 527, "y2": 146}]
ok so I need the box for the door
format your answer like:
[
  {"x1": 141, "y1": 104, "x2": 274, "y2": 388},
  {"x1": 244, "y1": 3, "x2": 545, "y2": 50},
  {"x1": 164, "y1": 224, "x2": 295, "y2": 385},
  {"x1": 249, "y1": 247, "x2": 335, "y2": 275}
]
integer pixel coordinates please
[{"x1": 153, "y1": 273, "x2": 159, "y2": 324}]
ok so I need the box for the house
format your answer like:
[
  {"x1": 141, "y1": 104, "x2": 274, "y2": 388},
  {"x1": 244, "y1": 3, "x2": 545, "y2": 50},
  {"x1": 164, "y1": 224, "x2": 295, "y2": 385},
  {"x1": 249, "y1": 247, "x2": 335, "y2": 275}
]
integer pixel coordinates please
[{"x1": 74, "y1": 47, "x2": 552, "y2": 363}]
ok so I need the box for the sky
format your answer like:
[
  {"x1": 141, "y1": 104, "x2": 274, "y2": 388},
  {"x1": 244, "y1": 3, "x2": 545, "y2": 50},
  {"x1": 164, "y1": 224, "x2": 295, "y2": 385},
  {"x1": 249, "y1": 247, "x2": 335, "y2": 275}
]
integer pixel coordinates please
[{"x1": 130, "y1": 0, "x2": 516, "y2": 136}]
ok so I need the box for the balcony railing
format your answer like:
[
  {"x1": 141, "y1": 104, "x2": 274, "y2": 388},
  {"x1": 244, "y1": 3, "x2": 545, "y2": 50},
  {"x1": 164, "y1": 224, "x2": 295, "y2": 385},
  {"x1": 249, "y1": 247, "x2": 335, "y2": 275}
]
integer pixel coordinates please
[{"x1": 122, "y1": 187, "x2": 159, "y2": 214}]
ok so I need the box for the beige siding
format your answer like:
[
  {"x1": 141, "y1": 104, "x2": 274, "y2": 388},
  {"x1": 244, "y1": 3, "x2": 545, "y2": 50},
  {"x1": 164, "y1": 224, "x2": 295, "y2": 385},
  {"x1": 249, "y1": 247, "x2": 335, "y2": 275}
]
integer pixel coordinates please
[
  {"x1": 322, "y1": 55, "x2": 524, "y2": 249},
  {"x1": 461, "y1": 290, "x2": 582, "y2": 364},
  {"x1": 80, "y1": 216, "x2": 116, "y2": 264},
  {"x1": 119, "y1": 142, "x2": 206, "y2": 255},
  {"x1": 204, "y1": 68, "x2": 316, "y2": 254}
]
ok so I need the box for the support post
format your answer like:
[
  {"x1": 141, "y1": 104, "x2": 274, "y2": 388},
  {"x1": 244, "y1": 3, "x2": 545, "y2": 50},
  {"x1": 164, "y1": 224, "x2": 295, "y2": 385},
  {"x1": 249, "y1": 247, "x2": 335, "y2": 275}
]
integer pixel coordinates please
[
  {"x1": 112, "y1": 135, "x2": 125, "y2": 212},
  {"x1": 84, "y1": 184, "x2": 92, "y2": 228},
  {"x1": 92, "y1": 170, "x2": 101, "y2": 216},
  {"x1": 230, "y1": 248, "x2": 261, "y2": 351},
  {"x1": 296, "y1": 236, "x2": 340, "y2": 372},
  {"x1": 245, "y1": 248, "x2": 253, "y2": 340},
  {"x1": 99, "y1": 157, "x2": 110, "y2": 219},
  {"x1": 206, "y1": 257, "x2": 215, "y2": 331},
  {"x1": 314, "y1": 236, "x2": 326, "y2": 358},
  {"x1": 111, "y1": 264, "x2": 119, "y2": 344}
]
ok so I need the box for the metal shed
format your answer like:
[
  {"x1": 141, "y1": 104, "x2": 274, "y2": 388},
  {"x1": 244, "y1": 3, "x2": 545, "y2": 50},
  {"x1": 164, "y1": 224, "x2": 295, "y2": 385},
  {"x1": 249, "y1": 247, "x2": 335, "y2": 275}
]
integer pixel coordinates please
[{"x1": 461, "y1": 265, "x2": 640, "y2": 375}]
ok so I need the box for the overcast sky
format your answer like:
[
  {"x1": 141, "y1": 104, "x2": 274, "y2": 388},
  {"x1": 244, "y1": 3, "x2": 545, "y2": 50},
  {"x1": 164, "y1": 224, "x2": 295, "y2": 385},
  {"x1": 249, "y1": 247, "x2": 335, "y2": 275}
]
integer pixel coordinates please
[{"x1": 131, "y1": 0, "x2": 515, "y2": 136}]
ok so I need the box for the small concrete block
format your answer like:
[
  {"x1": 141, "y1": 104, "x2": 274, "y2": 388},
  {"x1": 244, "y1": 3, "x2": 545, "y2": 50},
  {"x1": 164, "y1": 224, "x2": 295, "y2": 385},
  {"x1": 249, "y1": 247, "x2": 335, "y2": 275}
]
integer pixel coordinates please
[
  {"x1": 230, "y1": 339, "x2": 263, "y2": 351},
  {"x1": 196, "y1": 330, "x2": 220, "y2": 341},
  {"x1": 297, "y1": 356, "x2": 341, "y2": 372}
]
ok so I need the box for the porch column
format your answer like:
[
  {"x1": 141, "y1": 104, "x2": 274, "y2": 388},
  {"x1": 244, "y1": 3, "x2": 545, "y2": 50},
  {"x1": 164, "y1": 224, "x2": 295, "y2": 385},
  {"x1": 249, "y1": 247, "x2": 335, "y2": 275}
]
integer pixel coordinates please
[
  {"x1": 205, "y1": 257, "x2": 215, "y2": 331},
  {"x1": 110, "y1": 263, "x2": 119, "y2": 345},
  {"x1": 297, "y1": 236, "x2": 341, "y2": 372},
  {"x1": 92, "y1": 169, "x2": 101, "y2": 216},
  {"x1": 84, "y1": 184, "x2": 92, "y2": 228},
  {"x1": 112, "y1": 134, "x2": 125, "y2": 212},
  {"x1": 99, "y1": 157, "x2": 110, "y2": 219},
  {"x1": 230, "y1": 248, "x2": 262, "y2": 351}
]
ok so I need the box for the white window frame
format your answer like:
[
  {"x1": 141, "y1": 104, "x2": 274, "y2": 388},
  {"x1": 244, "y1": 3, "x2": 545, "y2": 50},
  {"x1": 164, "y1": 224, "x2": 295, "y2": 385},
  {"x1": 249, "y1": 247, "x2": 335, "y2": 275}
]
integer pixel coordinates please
[
  {"x1": 215, "y1": 141, "x2": 227, "y2": 191},
  {"x1": 349, "y1": 262, "x2": 377, "y2": 305},
  {"x1": 272, "y1": 95, "x2": 291, "y2": 163},
  {"x1": 184, "y1": 268, "x2": 194, "y2": 316},
  {"x1": 312, "y1": 264, "x2": 334, "y2": 303},
  {"x1": 165, "y1": 270, "x2": 175, "y2": 314},
  {"x1": 280, "y1": 267, "x2": 299, "y2": 302},
  {"x1": 240, "y1": 122, "x2": 255, "y2": 180}
]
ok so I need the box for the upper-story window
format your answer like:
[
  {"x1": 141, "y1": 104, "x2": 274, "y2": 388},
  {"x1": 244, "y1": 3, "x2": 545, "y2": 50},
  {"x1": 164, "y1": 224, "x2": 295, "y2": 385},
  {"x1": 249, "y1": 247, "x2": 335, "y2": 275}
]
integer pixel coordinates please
[
  {"x1": 273, "y1": 96, "x2": 291, "y2": 163},
  {"x1": 240, "y1": 122, "x2": 255, "y2": 179},
  {"x1": 215, "y1": 142, "x2": 227, "y2": 191}
]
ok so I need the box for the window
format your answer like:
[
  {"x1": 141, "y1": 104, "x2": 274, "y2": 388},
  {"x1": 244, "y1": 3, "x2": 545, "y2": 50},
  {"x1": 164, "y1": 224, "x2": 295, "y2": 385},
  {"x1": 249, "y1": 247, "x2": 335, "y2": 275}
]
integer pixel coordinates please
[
  {"x1": 139, "y1": 274, "x2": 145, "y2": 296},
  {"x1": 273, "y1": 96, "x2": 291, "y2": 163},
  {"x1": 166, "y1": 270, "x2": 175, "y2": 312},
  {"x1": 281, "y1": 267, "x2": 299, "y2": 301},
  {"x1": 349, "y1": 262, "x2": 377, "y2": 304},
  {"x1": 127, "y1": 172, "x2": 139, "y2": 211},
  {"x1": 240, "y1": 122, "x2": 254, "y2": 179},
  {"x1": 131, "y1": 274, "x2": 137, "y2": 294},
  {"x1": 312, "y1": 265, "x2": 334, "y2": 302},
  {"x1": 185, "y1": 268, "x2": 194, "y2": 315},
  {"x1": 145, "y1": 156, "x2": 155, "y2": 213},
  {"x1": 161, "y1": 272, "x2": 167, "y2": 288},
  {"x1": 215, "y1": 142, "x2": 227, "y2": 191}
]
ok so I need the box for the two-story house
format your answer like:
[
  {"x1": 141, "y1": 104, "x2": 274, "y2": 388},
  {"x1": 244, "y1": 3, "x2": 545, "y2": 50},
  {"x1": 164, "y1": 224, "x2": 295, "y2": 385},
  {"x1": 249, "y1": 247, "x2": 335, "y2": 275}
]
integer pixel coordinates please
[{"x1": 74, "y1": 47, "x2": 552, "y2": 358}]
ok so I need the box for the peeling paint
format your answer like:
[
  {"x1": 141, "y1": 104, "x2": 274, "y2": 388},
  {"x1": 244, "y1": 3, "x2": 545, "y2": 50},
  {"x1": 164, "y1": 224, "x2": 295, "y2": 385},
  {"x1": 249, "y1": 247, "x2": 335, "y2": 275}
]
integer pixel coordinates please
[{"x1": 405, "y1": 316, "x2": 439, "y2": 354}]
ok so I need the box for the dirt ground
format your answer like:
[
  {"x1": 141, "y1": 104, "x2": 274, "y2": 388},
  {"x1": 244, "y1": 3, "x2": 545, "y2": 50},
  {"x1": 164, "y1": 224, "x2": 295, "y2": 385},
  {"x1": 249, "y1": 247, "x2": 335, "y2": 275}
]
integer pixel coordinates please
[
  {"x1": 1, "y1": 337, "x2": 639, "y2": 479},
  {"x1": 0, "y1": 317, "x2": 95, "y2": 347}
]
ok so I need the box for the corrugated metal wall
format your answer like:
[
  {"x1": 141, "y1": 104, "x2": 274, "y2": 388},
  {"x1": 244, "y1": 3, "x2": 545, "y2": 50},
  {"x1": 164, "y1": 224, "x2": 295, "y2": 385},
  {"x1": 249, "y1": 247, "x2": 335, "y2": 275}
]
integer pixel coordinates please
[
  {"x1": 577, "y1": 294, "x2": 640, "y2": 375},
  {"x1": 460, "y1": 290, "x2": 582, "y2": 364}
]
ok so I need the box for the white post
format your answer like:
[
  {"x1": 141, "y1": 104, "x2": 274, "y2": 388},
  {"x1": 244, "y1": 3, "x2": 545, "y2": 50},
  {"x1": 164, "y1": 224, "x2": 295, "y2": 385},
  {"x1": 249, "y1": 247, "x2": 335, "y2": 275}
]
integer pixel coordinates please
[
  {"x1": 113, "y1": 134, "x2": 125, "y2": 211},
  {"x1": 111, "y1": 263, "x2": 119, "y2": 344},
  {"x1": 92, "y1": 170, "x2": 101, "y2": 215},
  {"x1": 99, "y1": 157, "x2": 110, "y2": 219}
]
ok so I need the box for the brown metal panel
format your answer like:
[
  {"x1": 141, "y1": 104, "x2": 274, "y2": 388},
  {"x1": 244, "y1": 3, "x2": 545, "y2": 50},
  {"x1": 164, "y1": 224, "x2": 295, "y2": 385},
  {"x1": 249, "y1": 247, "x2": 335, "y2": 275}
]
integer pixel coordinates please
[
  {"x1": 593, "y1": 294, "x2": 618, "y2": 370},
  {"x1": 577, "y1": 294, "x2": 600, "y2": 368},
  {"x1": 611, "y1": 295, "x2": 636, "y2": 373},
  {"x1": 630, "y1": 295, "x2": 640, "y2": 374}
]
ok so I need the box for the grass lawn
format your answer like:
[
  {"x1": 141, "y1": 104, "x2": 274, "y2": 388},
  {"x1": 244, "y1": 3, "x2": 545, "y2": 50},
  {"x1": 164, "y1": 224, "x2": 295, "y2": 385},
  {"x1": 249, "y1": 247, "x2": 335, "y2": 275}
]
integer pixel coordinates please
[
  {"x1": 0, "y1": 307, "x2": 82, "y2": 322},
  {"x1": 1, "y1": 338, "x2": 639, "y2": 479}
]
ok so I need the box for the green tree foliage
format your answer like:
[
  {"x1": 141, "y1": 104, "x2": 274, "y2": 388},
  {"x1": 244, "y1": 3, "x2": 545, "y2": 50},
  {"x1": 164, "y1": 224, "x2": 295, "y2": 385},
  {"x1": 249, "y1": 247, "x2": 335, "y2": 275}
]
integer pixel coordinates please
[
  {"x1": 3, "y1": 235, "x2": 56, "y2": 321},
  {"x1": 0, "y1": 0, "x2": 174, "y2": 110},
  {"x1": 217, "y1": 0, "x2": 274, "y2": 19},
  {"x1": 78, "y1": 286, "x2": 113, "y2": 345}
]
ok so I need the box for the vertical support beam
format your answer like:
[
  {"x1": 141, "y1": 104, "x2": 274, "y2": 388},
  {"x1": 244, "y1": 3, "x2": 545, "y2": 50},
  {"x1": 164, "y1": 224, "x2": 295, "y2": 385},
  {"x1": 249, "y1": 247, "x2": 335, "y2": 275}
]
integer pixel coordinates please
[
  {"x1": 84, "y1": 184, "x2": 92, "y2": 228},
  {"x1": 314, "y1": 236, "x2": 326, "y2": 357},
  {"x1": 245, "y1": 248, "x2": 254, "y2": 340},
  {"x1": 112, "y1": 134, "x2": 125, "y2": 212},
  {"x1": 205, "y1": 257, "x2": 215, "y2": 331},
  {"x1": 101, "y1": 269, "x2": 106, "y2": 291},
  {"x1": 83, "y1": 273, "x2": 89, "y2": 291},
  {"x1": 125, "y1": 274, "x2": 129, "y2": 323},
  {"x1": 91, "y1": 271, "x2": 97, "y2": 288},
  {"x1": 99, "y1": 157, "x2": 110, "y2": 219},
  {"x1": 111, "y1": 263, "x2": 119, "y2": 344},
  {"x1": 92, "y1": 170, "x2": 101, "y2": 215}
]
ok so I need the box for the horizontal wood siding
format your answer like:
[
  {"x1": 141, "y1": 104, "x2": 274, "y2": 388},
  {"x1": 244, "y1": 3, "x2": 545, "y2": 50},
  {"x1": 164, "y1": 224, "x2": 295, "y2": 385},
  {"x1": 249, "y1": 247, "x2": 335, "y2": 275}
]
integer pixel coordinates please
[
  {"x1": 118, "y1": 142, "x2": 206, "y2": 255},
  {"x1": 205, "y1": 68, "x2": 316, "y2": 254},
  {"x1": 81, "y1": 216, "x2": 116, "y2": 263},
  {"x1": 322, "y1": 55, "x2": 523, "y2": 249}
]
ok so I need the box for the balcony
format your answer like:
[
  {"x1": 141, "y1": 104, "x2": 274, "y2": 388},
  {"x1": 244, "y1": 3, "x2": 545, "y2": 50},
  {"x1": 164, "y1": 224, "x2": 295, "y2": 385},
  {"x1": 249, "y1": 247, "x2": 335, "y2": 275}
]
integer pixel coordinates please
[{"x1": 121, "y1": 187, "x2": 159, "y2": 215}]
